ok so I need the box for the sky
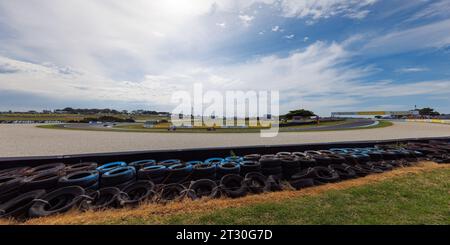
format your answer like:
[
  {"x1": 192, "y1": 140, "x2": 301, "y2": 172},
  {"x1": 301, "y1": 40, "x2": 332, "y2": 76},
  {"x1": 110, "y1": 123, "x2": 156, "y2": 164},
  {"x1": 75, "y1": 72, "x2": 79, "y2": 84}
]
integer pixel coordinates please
[{"x1": 0, "y1": 0, "x2": 449, "y2": 116}]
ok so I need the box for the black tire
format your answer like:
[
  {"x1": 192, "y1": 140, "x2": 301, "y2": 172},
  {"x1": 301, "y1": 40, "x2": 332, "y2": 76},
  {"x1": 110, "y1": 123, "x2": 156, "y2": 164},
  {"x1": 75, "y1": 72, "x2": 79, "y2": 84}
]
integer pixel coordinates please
[
  {"x1": 26, "y1": 163, "x2": 65, "y2": 176},
  {"x1": 243, "y1": 172, "x2": 267, "y2": 194},
  {"x1": 137, "y1": 165, "x2": 167, "y2": 182},
  {"x1": 261, "y1": 166, "x2": 282, "y2": 176},
  {"x1": 276, "y1": 152, "x2": 292, "y2": 158},
  {"x1": 166, "y1": 164, "x2": 193, "y2": 183},
  {"x1": 0, "y1": 176, "x2": 24, "y2": 196},
  {"x1": 217, "y1": 162, "x2": 240, "y2": 179},
  {"x1": 349, "y1": 165, "x2": 371, "y2": 176},
  {"x1": 158, "y1": 159, "x2": 182, "y2": 167},
  {"x1": 81, "y1": 187, "x2": 121, "y2": 210},
  {"x1": 259, "y1": 157, "x2": 281, "y2": 168},
  {"x1": 325, "y1": 154, "x2": 346, "y2": 164},
  {"x1": 370, "y1": 162, "x2": 394, "y2": 171},
  {"x1": 0, "y1": 167, "x2": 30, "y2": 178},
  {"x1": 192, "y1": 164, "x2": 216, "y2": 180},
  {"x1": 101, "y1": 166, "x2": 136, "y2": 187},
  {"x1": 120, "y1": 181, "x2": 155, "y2": 206},
  {"x1": 282, "y1": 167, "x2": 301, "y2": 180},
  {"x1": 243, "y1": 154, "x2": 261, "y2": 161},
  {"x1": 189, "y1": 179, "x2": 218, "y2": 199},
  {"x1": 328, "y1": 164, "x2": 356, "y2": 180},
  {"x1": 297, "y1": 157, "x2": 317, "y2": 168},
  {"x1": 28, "y1": 186, "x2": 86, "y2": 218},
  {"x1": 264, "y1": 175, "x2": 283, "y2": 192},
  {"x1": 366, "y1": 151, "x2": 383, "y2": 161},
  {"x1": 65, "y1": 162, "x2": 98, "y2": 174},
  {"x1": 240, "y1": 161, "x2": 261, "y2": 176},
  {"x1": 280, "y1": 157, "x2": 301, "y2": 168},
  {"x1": 58, "y1": 170, "x2": 99, "y2": 188},
  {"x1": 312, "y1": 166, "x2": 340, "y2": 183},
  {"x1": 0, "y1": 189, "x2": 46, "y2": 220},
  {"x1": 289, "y1": 178, "x2": 315, "y2": 190},
  {"x1": 128, "y1": 159, "x2": 156, "y2": 170},
  {"x1": 21, "y1": 172, "x2": 61, "y2": 192},
  {"x1": 159, "y1": 184, "x2": 187, "y2": 202},
  {"x1": 220, "y1": 174, "x2": 247, "y2": 198}
]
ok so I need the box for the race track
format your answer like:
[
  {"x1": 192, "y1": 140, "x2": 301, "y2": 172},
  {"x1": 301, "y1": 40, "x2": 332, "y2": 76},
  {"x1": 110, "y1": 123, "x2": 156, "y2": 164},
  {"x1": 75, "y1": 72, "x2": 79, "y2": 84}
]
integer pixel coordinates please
[{"x1": 0, "y1": 121, "x2": 449, "y2": 157}]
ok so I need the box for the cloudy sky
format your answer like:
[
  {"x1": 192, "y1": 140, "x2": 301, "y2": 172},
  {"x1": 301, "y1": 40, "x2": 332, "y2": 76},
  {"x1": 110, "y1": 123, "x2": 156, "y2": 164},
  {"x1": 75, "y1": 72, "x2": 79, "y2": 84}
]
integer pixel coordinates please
[{"x1": 0, "y1": 0, "x2": 449, "y2": 115}]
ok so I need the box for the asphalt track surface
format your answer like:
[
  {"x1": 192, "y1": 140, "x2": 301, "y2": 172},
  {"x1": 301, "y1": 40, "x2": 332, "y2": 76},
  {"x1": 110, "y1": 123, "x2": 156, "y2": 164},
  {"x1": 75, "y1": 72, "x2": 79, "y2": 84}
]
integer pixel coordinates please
[
  {"x1": 60, "y1": 119, "x2": 376, "y2": 131},
  {"x1": 0, "y1": 121, "x2": 449, "y2": 157}
]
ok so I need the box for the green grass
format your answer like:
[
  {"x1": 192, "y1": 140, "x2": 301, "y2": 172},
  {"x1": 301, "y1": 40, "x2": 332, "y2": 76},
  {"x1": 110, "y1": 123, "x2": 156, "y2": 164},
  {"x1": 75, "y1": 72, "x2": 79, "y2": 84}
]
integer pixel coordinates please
[{"x1": 114, "y1": 168, "x2": 449, "y2": 225}]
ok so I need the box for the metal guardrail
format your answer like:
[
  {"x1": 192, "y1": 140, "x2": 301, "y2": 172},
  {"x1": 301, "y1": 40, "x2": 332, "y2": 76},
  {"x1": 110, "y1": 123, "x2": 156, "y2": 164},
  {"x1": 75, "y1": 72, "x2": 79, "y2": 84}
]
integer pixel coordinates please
[{"x1": 0, "y1": 136, "x2": 449, "y2": 170}]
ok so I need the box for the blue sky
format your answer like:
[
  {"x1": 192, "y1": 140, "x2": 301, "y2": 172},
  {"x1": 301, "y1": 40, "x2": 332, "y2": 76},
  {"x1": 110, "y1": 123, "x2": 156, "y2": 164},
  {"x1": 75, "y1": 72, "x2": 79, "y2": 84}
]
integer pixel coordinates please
[{"x1": 0, "y1": 0, "x2": 449, "y2": 115}]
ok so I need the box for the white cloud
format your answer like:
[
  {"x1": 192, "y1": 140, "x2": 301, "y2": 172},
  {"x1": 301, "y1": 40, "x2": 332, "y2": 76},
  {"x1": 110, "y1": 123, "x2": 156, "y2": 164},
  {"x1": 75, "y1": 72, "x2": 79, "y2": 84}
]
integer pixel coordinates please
[
  {"x1": 396, "y1": 67, "x2": 429, "y2": 73},
  {"x1": 272, "y1": 25, "x2": 280, "y2": 32},
  {"x1": 363, "y1": 19, "x2": 450, "y2": 55},
  {"x1": 284, "y1": 34, "x2": 295, "y2": 39},
  {"x1": 407, "y1": 0, "x2": 450, "y2": 21},
  {"x1": 303, "y1": 36, "x2": 309, "y2": 42},
  {"x1": 238, "y1": 15, "x2": 254, "y2": 26},
  {"x1": 278, "y1": 0, "x2": 377, "y2": 20},
  {"x1": 216, "y1": 22, "x2": 227, "y2": 28},
  {"x1": 2, "y1": 39, "x2": 448, "y2": 115}
]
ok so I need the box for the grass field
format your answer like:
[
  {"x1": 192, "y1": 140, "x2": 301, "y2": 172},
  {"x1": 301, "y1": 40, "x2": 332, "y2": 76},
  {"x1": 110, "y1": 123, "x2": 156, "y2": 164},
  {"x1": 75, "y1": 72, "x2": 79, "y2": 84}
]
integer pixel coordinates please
[{"x1": 4, "y1": 161, "x2": 448, "y2": 225}]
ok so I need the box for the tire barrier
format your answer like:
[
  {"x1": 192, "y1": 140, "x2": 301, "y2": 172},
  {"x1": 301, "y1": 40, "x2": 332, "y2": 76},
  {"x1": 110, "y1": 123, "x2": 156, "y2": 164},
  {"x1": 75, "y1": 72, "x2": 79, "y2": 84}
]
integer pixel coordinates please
[
  {"x1": 240, "y1": 161, "x2": 261, "y2": 176},
  {"x1": 220, "y1": 174, "x2": 248, "y2": 198},
  {"x1": 158, "y1": 159, "x2": 182, "y2": 167},
  {"x1": 65, "y1": 162, "x2": 98, "y2": 174},
  {"x1": 21, "y1": 171, "x2": 61, "y2": 192},
  {"x1": 101, "y1": 166, "x2": 136, "y2": 187},
  {"x1": 1, "y1": 139, "x2": 449, "y2": 221},
  {"x1": 137, "y1": 165, "x2": 167, "y2": 184},
  {"x1": 0, "y1": 189, "x2": 46, "y2": 220},
  {"x1": 328, "y1": 164, "x2": 356, "y2": 180},
  {"x1": 192, "y1": 163, "x2": 216, "y2": 180},
  {"x1": 260, "y1": 156, "x2": 282, "y2": 178},
  {"x1": 243, "y1": 172, "x2": 267, "y2": 194},
  {"x1": 0, "y1": 176, "x2": 24, "y2": 203},
  {"x1": 25, "y1": 163, "x2": 65, "y2": 176},
  {"x1": 167, "y1": 164, "x2": 193, "y2": 183},
  {"x1": 0, "y1": 167, "x2": 30, "y2": 178},
  {"x1": 188, "y1": 179, "x2": 218, "y2": 199},
  {"x1": 58, "y1": 170, "x2": 100, "y2": 190},
  {"x1": 80, "y1": 187, "x2": 123, "y2": 211},
  {"x1": 217, "y1": 162, "x2": 240, "y2": 179},
  {"x1": 28, "y1": 186, "x2": 87, "y2": 218},
  {"x1": 120, "y1": 181, "x2": 155, "y2": 206},
  {"x1": 158, "y1": 184, "x2": 189, "y2": 202},
  {"x1": 128, "y1": 160, "x2": 156, "y2": 170},
  {"x1": 280, "y1": 156, "x2": 302, "y2": 180},
  {"x1": 96, "y1": 161, "x2": 126, "y2": 174}
]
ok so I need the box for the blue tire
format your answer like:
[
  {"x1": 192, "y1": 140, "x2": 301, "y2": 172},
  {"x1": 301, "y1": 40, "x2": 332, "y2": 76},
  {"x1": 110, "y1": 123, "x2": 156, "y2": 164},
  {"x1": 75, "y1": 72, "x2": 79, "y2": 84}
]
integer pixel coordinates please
[
  {"x1": 101, "y1": 166, "x2": 135, "y2": 187},
  {"x1": 97, "y1": 161, "x2": 127, "y2": 174},
  {"x1": 58, "y1": 170, "x2": 99, "y2": 188},
  {"x1": 204, "y1": 158, "x2": 224, "y2": 165},
  {"x1": 217, "y1": 162, "x2": 240, "y2": 179}
]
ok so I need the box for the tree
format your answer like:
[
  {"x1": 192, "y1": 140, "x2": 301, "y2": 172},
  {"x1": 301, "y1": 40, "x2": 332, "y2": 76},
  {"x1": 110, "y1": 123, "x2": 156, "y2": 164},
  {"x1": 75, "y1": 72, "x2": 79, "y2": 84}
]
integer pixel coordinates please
[
  {"x1": 285, "y1": 109, "x2": 316, "y2": 119},
  {"x1": 417, "y1": 107, "x2": 440, "y2": 116}
]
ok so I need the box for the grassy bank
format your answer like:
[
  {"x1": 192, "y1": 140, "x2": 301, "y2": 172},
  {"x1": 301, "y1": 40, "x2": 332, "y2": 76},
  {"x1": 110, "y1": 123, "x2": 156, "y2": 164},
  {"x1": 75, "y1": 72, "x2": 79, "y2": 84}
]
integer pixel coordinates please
[{"x1": 5, "y1": 162, "x2": 448, "y2": 225}]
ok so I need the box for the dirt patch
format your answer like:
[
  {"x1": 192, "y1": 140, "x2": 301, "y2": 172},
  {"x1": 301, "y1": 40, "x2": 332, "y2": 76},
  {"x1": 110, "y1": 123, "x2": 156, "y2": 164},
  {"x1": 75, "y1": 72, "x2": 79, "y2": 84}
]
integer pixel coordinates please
[{"x1": 1, "y1": 161, "x2": 448, "y2": 225}]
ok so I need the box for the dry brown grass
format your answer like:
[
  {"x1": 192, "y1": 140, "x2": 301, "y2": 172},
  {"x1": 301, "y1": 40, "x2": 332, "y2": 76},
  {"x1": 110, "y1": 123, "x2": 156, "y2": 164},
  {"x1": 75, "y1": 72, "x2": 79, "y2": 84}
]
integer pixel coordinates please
[{"x1": 1, "y1": 161, "x2": 448, "y2": 225}]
